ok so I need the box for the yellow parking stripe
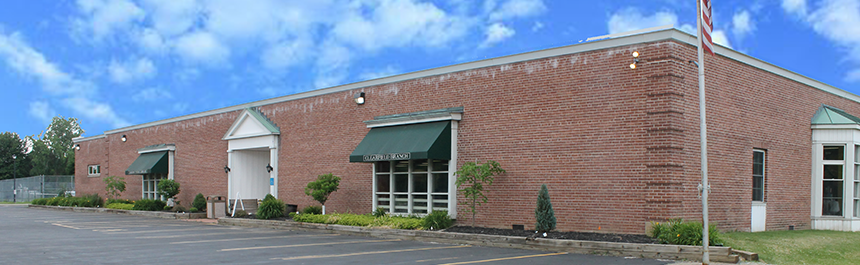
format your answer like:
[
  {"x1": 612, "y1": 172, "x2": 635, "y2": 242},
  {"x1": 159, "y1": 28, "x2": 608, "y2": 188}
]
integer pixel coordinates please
[
  {"x1": 274, "y1": 245, "x2": 470, "y2": 260},
  {"x1": 219, "y1": 239, "x2": 401, "y2": 252},
  {"x1": 171, "y1": 234, "x2": 338, "y2": 244},
  {"x1": 439, "y1": 252, "x2": 568, "y2": 265}
]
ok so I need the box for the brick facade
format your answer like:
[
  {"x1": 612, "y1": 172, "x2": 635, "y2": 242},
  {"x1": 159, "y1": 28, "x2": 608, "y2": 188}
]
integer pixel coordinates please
[{"x1": 74, "y1": 33, "x2": 860, "y2": 234}]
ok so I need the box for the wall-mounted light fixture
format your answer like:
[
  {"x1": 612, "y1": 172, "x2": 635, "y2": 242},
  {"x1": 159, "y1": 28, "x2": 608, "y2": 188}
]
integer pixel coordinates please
[
  {"x1": 629, "y1": 51, "x2": 640, "y2": 69},
  {"x1": 121, "y1": 135, "x2": 127, "y2": 142},
  {"x1": 354, "y1": 92, "x2": 365, "y2": 105},
  {"x1": 224, "y1": 166, "x2": 231, "y2": 173},
  {"x1": 266, "y1": 163, "x2": 274, "y2": 173},
  {"x1": 74, "y1": 144, "x2": 81, "y2": 151}
]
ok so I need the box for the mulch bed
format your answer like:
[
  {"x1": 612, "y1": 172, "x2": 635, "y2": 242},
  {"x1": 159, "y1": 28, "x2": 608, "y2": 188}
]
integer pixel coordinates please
[{"x1": 443, "y1": 226, "x2": 657, "y2": 244}]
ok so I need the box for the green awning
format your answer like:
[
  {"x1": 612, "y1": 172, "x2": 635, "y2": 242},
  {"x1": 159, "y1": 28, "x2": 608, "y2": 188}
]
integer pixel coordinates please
[
  {"x1": 350, "y1": 121, "x2": 451, "y2": 162},
  {"x1": 125, "y1": 151, "x2": 168, "y2": 175}
]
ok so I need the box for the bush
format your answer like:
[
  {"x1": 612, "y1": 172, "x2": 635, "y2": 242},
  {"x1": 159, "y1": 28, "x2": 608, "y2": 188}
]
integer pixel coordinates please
[
  {"x1": 372, "y1": 207, "x2": 388, "y2": 218},
  {"x1": 31, "y1": 198, "x2": 49, "y2": 205},
  {"x1": 292, "y1": 213, "x2": 424, "y2": 230},
  {"x1": 257, "y1": 198, "x2": 286, "y2": 220},
  {"x1": 302, "y1": 205, "x2": 322, "y2": 215},
  {"x1": 535, "y1": 184, "x2": 556, "y2": 233},
  {"x1": 107, "y1": 198, "x2": 134, "y2": 205},
  {"x1": 288, "y1": 212, "x2": 298, "y2": 218},
  {"x1": 189, "y1": 207, "x2": 199, "y2": 212},
  {"x1": 133, "y1": 199, "x2": 167, "y2": 211},
  {"x1": 172, "y1": 205, "x2": 187, "y2": 212},
  {"x1": 157, "y1": 179, "x2": 181, "y2": 201},
  {"x1": 263, "y1": 194, "x2": 276, "y2": 202},
  {"x1": 106, "y1": 203, "x2": 135, "y2": 210},
  {"x1": 650, "y1": 219, "x2": 721, "y2": 246},
  {"x1": 422, "y1": 210, "x2": 453, "y2": 230},
  {"x1": 192, "y1": 193, "x2": 206, "y2": 212},
  {"x1": 233, "y1": 210, "x2": 248, "y2": 218}
]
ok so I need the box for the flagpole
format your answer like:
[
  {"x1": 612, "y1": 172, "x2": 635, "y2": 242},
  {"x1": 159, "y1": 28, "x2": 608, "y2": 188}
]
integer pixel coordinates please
[{"x1": 695, "y1": 0, "x2": 711, "y2": 264}]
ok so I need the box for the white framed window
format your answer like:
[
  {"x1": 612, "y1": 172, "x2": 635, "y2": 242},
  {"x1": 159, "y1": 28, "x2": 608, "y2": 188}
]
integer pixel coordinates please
[
  {"x1": 823, "y1": 145, "x2": 845, "y2": 216},
  {"x1": 374, "y1": 159, "x2": 449, "y2": 215},
  {"x1": 753, "y1": 150, "x2": 765, "y2": 202},
  {"x1": 855, "y1": 145, "x2": 860, "y2": 218},
  {"x1": 142, "y1": 173, "x2": 167, "y2": 200},
  {"x1": 87, "y1": 165, "x2": 100, "y2": 177}
]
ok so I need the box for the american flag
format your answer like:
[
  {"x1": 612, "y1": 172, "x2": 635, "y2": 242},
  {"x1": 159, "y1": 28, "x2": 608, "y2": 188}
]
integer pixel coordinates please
[{"x1": 701, "y1": 0, "x2": 714, "y2": 55}]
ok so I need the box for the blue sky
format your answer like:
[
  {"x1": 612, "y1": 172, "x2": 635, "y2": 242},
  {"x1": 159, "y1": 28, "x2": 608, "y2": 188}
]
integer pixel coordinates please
[{"x1": 1, "y1": 0, "x2": 859, "y2": 138}]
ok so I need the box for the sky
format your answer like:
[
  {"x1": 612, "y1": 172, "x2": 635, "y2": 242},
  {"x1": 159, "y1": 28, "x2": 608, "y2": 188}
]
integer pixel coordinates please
[{"x1": 1, "y1": 0, "x2": 859, "y2": 138}]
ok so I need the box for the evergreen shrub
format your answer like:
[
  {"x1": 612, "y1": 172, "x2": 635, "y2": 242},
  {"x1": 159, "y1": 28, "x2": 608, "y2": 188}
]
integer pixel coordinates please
[
  {"x1": 535, "y1": 184, "x2": 556, "y2": 233},
  {"x1": 192, "y1": 193, "x2": 206, "y2": 211}
]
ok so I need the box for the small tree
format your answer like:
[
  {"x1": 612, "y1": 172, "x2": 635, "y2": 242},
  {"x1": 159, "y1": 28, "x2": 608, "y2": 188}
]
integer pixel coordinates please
[
  {"x1": 304, "y1": 173, "x2": 340, "y2": 214},
  {"x1": 103, "y1": 175, "x2": 126, "y2": 200},
  {"x1": 454, "y1": 160, "x2": 505, "y2": 227},
  {"x1": 157, "y1": 179, "x2": 181, "y2": 206},
  {"x1": 192, "y1": 193, "x2": 207, "y2": 212},
  {"x1": 535, "y1": 184, "x2": 556, "y2": 233}
]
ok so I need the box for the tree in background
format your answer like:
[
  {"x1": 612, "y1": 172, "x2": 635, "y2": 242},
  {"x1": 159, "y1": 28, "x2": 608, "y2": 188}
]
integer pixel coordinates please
[
  {"x1": 535, "y1": 184, "x2": 556, "y2": 233},
  {"x1": 305, "y1": 173, "x2": 340, "y2": 215},
  {"x1": 454, "y1": 160, "x2": 505, "y2": 227},
  {"x1": 29, "y1": 116, "x2": 83, "y2": 176},
  {"x1": 0, "y1": 132, "x2": 31, "y2": 180}
]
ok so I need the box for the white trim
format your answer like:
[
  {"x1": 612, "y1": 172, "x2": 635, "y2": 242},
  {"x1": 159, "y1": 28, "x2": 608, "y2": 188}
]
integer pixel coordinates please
[
  {"x1": 448, "y1": 120, "x2": 458, "y2": 218},
  {"x1": 73, "y1": 135, "x2": 105, "y2": 143},
  {"x1": 366, "y1": 113, "x2": 463, "y2": 128},
  {"x1": 812, "y1": 124, "x2": 860, "y2": 130},
  {"x1": 222, "y1": 110, "x2": 279, "y2": 141},
  {"x1": 138, "y1": 145, "x2": 176, "y2": 154}
]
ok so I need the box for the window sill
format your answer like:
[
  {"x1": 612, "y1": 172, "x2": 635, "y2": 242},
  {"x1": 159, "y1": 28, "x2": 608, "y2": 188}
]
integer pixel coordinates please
[{"x1": 87, "y1": 174, "x2": 101, "y2": 178}]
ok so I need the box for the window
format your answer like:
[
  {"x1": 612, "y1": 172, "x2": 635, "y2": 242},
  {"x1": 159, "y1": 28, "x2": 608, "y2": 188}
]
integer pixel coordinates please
[
  {"x1": 753, "y1": 150, "x2": 765, "y2": 202},
  {"x1": 374, "y1": 159, "x2": 449, "y2": 215},
  {"x1": 142, "y1": 174, "x2": 167, "y2": 200},
  {"x1": 87, "y1": 165, "x2": 100, "y2": 176},
  {"x1": 855, "y1": 146, "x2": 860, "y2": 218},
  {"x1": 823, "y1": 145, "x2": 844, "y2": 216}
]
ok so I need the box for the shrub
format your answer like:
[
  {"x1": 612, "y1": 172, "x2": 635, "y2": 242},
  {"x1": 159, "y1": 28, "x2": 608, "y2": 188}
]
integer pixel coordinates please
[
  {"x1": 192, "y1": 193, "x2": 206, "y2": 212},
  {"x1": 83, "y1": 194, "x2": 104, "y2": 207},
  {"x1": 172, "y1": 205, "x2": 187, "y2": 212},
  {"x1": 288, "y1": 212, "x2": 298, "y2": 218},
  {"x1": 189, "y1": 207, "x2": 199, "y2": 212},
  {"x1": 302, "y1": 205, "x2": 322, "y2": 215},
  {"x1": 535, "y1": 184, "x2": 556, "y2": 233},
  {"x1": 47, "y1": 197, "x2": 61, "y2": 206},
  {"x1": 372, "y1": 207, "x2": 388, "y2": 218},
  {"x1": 233, "y1": 210, "x2": 248, "y2": 218},
  {"x1": 133, "y1": 199, "x2": 167, "y2": 211},
  {"x1": 31, "y1": 198, "x2": 49, "y2": 205},
  {"x1": 257, "y1": 198, "x2": 286, "y2": 220},
  {"x1": 650, "y1": 219, "x2": 721, "y2": 246},
  {"x1": 263, "y1": 194, "x2": 276, "y2": 202},
  {"x1": 157, "y1": 179, "x2": 181, "y2": 202},
  {"x1": 305, "y1": 173, "x2": 340, "y2": 214},
  {"x1": 106, "y1": 203, "x2": 135, "y2": 210},
  {"x1": 422, "y1": 210, "x2": 453, "y2": 230},
  {"x1": 107, "y1": 198, "x2": 134, "y2": 205},
  {"x1": 164, "y1": 205, "x2": 173, "y2": 211}
]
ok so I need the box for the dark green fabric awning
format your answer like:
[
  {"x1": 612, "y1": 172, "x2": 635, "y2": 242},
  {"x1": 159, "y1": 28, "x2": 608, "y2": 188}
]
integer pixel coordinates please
[
  {"x1": 350, "y1": 121, "x2": 451, "y2": 163},
  {"x1": 125, "y1": 151, "x2": 168, "y2": 175}
]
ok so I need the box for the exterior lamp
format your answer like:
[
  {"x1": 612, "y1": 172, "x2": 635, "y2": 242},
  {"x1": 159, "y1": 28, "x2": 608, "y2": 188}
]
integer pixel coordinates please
[
  {"x1": 74, "y1": 144, "x2": 81, "y2": 151},
  {"x1": 121, "y1": 135, "x2": 127, "y2": 142},
  {"x1": 354, "y1": 92, "x2": 365, "y2": 105},
  {"x1": 224, "y1": 166, "x2": 231, "y2": 173},
  {"x1": 630, "y1": 51, "x2": 640, "y2": 69},
  {"x1": 266, "y1": 163, "x2": 274, "y2": 173}
]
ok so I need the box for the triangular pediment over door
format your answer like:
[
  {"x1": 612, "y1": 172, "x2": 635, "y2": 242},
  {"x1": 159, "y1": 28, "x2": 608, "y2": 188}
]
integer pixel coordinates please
[{"x1": 223, "y1": 107, "x2": 280, "y2": 140}]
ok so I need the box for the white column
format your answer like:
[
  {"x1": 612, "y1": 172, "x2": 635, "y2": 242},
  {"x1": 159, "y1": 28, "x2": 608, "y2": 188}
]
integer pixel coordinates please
[
  {"x1": 448, "y1": 120, "x2": 459, "y2": 218},
  {"x1": 168, "y1": 151, "x2": 175, "y2": 180},
  {"x1": 270, "y1": 145, "x2": 278, "y2": 198},
  {"x1": 847, "y1": 144, "x2": 856, "y2": 219},
  {"x1": 227, "y1": 150, "x2": 233, "y2": 200}
]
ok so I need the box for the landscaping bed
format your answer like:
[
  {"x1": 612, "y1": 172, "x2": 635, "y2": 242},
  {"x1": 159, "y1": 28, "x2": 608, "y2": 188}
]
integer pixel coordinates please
[{"x1": 444, "y1": 226, "x2": 657, "y2": 244}]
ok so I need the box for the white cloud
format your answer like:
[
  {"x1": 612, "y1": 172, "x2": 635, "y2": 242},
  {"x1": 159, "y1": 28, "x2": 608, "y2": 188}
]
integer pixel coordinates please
[
  {"x1": 480, "y1": 23, "x2": 516, "y2": 48},
  {"x1": 132, "y1": 87, "x2": 173, "y2": 102},
  {"x1": 359, "y1": 65, "x2": 401, "y2": 80},
  {"x1": 29, "y1": 101, "x2": 55, "y2": 124},
  {"x1": 174, "y1": 31, "x2": 231, "y2": 65},
  {"x1": 139, "y1": 0, "x2": 199, "y2": 37},
  {"x1": 135, "y1": 28, "x2": 168, "y2": 54},
  {"x1": 532, "y1": 21, "x2": 544, "y2": 32},
  {"x1": 73, "y1": 0, "x2": 145, "y2": 41},
  {"x1": 488, "y1": 0, "x2": 547, "y2": 21},
  {"x1": 732, "y1": 10, "x2": 755, "y2": 37},
  {"x1": 62, "y1": 97, "x2": 131, "y2": 128},
  {"x1": 784, "y1": 0, "x2": 860, "y2": 82},
  {"x1": 261, "y1": 38, "x2": 313, "y2": 71},
  {"x1": 608, "y1": 8, "x2": 677, "y2": 34},
  {"x1": 782, "y1": 0, "x2": 808, "y2": 16},
  {"x1": 108, "y1": 57, "x2": 156, "y2": 84},
  {"x1": 314, "y1": 42, "x2": 351, "y2": 89},
  {"x1": 0, "y1": 30, "x2": 129, "y2": 128}
]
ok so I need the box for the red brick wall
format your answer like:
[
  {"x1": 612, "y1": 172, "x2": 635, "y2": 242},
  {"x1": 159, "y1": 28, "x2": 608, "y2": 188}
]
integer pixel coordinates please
[{"x1": 75, "y1": 39, "x2": 860, "y2": 234}]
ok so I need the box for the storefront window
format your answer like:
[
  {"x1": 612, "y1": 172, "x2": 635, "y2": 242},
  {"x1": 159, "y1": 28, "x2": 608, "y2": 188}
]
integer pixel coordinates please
[
  {"x1": 143, "y1": 174, "x2": 167, "y2": 200},
  {"x1": 823, "y1": 164, "x2": 843, "y2": 216},
  {"x1": 375, "y1": 159, "x2": 449, "y2": 215}
]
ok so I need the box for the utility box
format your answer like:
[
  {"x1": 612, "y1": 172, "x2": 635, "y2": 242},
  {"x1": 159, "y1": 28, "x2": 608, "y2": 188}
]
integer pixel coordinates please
[{"x1": 207, "y1": 195, "x2": 226, "y2": 219}]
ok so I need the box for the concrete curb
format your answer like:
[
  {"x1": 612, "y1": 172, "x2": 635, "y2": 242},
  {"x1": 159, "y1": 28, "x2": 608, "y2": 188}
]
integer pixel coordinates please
[
  {"x1": 28, "y1": 204, "x2": 207, "y2": 219},
  {"x1": 218, "y1": 218, "x2": 740, "y2": 263}
]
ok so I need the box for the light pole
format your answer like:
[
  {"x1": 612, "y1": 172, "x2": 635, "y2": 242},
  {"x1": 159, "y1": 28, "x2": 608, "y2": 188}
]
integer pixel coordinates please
[{"x1": 12, "y1": 154, "x2": 17, "y2": 203}]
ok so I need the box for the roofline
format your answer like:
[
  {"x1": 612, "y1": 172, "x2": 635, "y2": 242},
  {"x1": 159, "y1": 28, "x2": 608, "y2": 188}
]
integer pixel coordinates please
[
  {"x1": 75, "y1": 28, "x2": 859, "y2": 142},
  {"x1": 73, "y1": 134, "x2": 106, "y2": 143}
]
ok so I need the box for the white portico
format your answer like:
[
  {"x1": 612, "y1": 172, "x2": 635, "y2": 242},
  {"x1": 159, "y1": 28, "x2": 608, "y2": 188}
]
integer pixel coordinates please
[{"x1": 223, "y1": 108, "x2": 280, "y2": 202}]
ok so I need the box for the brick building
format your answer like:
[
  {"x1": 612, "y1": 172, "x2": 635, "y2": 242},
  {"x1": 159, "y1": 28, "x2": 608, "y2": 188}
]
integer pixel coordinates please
[{"x1": 73, "y1": 29, "x2": 860, "y2": 234}]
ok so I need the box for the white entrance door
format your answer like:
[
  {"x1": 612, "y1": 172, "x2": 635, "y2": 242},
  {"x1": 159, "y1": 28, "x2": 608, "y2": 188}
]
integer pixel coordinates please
[
  {"x1": 229, "y1": 149, "x2": 270, "y2": 200},
  {"x1": 751, "y1": 202, "x2": 766, "y2": 232}
]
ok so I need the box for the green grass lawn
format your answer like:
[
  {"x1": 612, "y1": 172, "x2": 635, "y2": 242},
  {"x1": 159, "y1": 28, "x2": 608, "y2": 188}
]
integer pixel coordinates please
[
  {"x1": 722, "y1": 230, "x2": 860, "y2": 265},
  {"x1": 0, "y1": 201, "x2": 30, "y2": 204}
]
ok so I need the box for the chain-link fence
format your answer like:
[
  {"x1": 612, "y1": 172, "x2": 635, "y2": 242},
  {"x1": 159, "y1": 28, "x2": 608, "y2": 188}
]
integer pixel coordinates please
[{"x1": 0, "y1": 175, "x2": 74, "y2": 202}]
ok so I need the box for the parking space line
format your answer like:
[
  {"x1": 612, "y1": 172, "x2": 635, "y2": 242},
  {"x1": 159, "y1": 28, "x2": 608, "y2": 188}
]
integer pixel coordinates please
[
  {"x1": 105, "y1": 227, "x2": 214, "y2": 234},
  {"x1": 81, "y1": 224, "x2": 189, "y2": 230},
  {"x1": 439, "y1": 252, "x2": 568, "y2": 265},
  {"x1": 273, "y1": 245, "x2": 470, "y2": 261},
  {"x1": 415, "y1": 257, "x2": 460, "y2": 263},
  {"x1": 136, "y1": 231, "x2": 272, "y2": 239},
  {"x1": 52, "y1": 223, "x2": 80, "y2": 229},
  {"x1": 219, "y1": 239, "x2": 401, "y2": 252},
  {"x1": 170, "y1": 234, "x2": 339, "y2": 244}
]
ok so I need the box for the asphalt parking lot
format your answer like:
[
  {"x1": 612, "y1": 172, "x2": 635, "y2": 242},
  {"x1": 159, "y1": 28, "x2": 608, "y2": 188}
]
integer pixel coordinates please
[{"x1": 0, "y1": 205, "x2": 678, "y2": 265}]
